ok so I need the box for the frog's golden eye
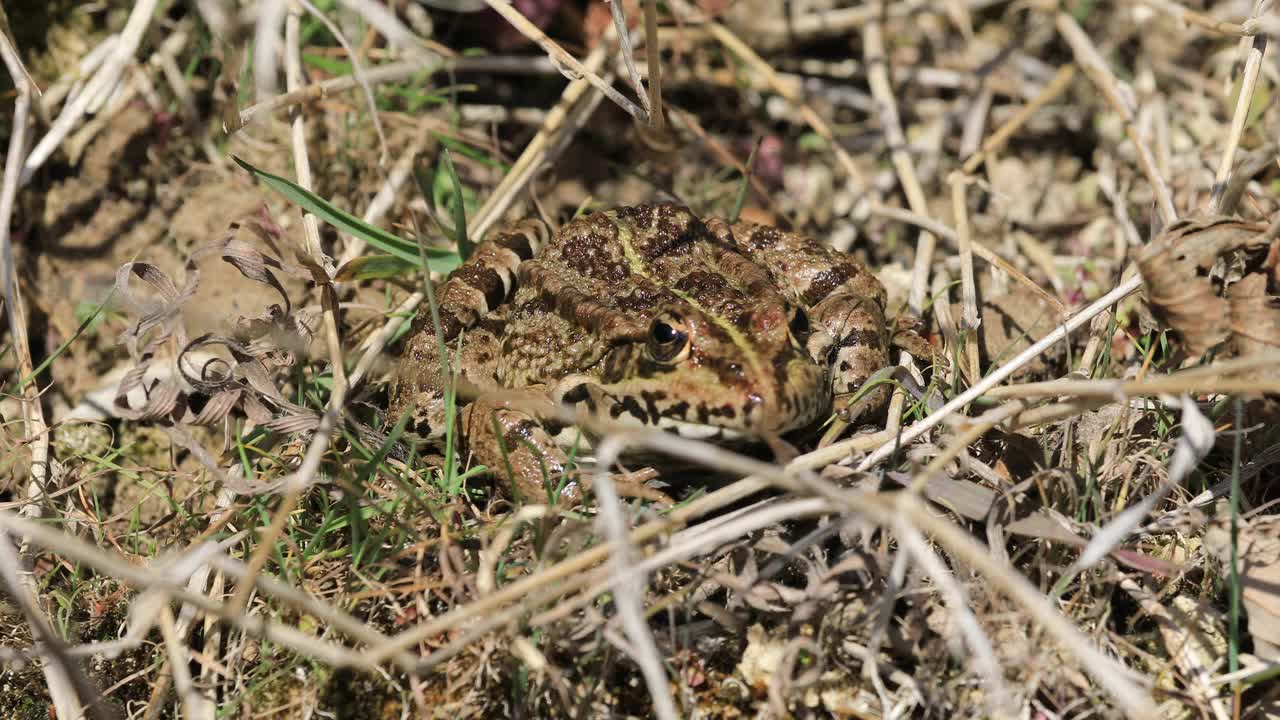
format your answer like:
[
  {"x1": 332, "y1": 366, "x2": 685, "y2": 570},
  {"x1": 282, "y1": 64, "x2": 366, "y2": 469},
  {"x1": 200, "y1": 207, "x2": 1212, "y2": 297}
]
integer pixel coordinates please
[{"x1": 648, "y1": 313, "x2": 690, "y2": 363}]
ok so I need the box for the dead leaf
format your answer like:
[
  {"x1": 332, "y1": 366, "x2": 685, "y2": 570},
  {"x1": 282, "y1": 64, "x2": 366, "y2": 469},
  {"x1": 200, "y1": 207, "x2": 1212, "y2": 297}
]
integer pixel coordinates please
[
  {"x1": 111, "y1": 219, "x2": 319, "y2": 443},
  {"x1": 1135, "y1": 216, "x2": 1274, "y2": 358},
  {"x1": 1228, "y1": 272, "x2": 1280, "y2": 360}
]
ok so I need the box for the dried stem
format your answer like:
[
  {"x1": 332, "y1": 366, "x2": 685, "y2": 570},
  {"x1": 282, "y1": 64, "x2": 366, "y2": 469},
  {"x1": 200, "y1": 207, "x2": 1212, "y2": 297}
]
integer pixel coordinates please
[
  {"x1": 863, "y1": 17, "x2": 937, "y2": 319},
  {"x1": 593, "y1": 439, "x2": 680, "y2": 720},
  {"x1": 22, "y1": 0, "x2": 161, "y2": 183},
  {"x1": 294, "y1": 0, "x2": 390, "y2": 164},
  {"x1": 1211, "y1": 0, "x2": 1272, "y2": 212},
  {"x1": 643, "y1": 0, "x2": 665, "y2": 131},
  {"x1": 856, "y1": 273, "x2": 1145, "y2": 470},
  {"x1": 607, "y1": 0, "x2": 651, "y2": 116},
  {"x1": 1135, "y1": 0, "x2": 1250, "y2": 36},
  {"x1": 948, "y1": 174, "x2": 982, "y2": 383},
  {"x1": 230, "y1": 5, "x2": 349, "y2": 614},
  {"x1": 0, "y1": 30, "x2": 93, "y2": 720},
  {"x1": 482, "y1": 0, "x2": 647, "y2": 122},
  {"x1": 229, "y1": 56, "x2": 442, "y2": 132}
]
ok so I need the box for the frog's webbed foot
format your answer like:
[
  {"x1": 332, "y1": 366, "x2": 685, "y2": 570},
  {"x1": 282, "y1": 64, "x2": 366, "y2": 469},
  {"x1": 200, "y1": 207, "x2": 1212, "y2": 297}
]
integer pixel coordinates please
[
  {"x1": 598, "y1": 467, "x2": 672, "y2": 505},
  {"x1": 461, "y1": 390, "x2": 575, "y2": 505}
]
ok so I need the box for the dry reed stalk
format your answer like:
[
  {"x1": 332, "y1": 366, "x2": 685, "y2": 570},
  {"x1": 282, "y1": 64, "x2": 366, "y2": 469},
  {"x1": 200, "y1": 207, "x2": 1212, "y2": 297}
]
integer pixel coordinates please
[
  {"x1": 482, "y1": 0, "x2": 647, "y2": 122},
  {"x1": 1211, "y1": 0, "x2": 1272, "y2": 212}
]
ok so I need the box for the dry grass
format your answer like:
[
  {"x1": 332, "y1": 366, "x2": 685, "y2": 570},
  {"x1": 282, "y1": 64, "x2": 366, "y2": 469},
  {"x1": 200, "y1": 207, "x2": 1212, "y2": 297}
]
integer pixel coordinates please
[{"x1": 3, "y1": 1, "x2": 1280, "y2": 718}]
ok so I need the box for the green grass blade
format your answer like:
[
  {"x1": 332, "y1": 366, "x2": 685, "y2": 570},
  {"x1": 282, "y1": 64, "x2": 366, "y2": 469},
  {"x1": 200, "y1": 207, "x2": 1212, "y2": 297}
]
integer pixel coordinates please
[
  {"x1": 728, "y1": 136, "x2": 762, "y2": 224},
  {"x1": 334, "y1": 254, "x2": 457, "y2": 282},
  {"x1": 232, "y1": 155, "x2": 459, "y2": 270},
  {"x1": 440, "y1": 148, "x2": 473, "y2": 260},
  {"x1": 1229, "y1": 397, "x2": 1243, "y2": 678},
  {"x1": 9, "y1": 291, "x2": 112, "y2": 394}
]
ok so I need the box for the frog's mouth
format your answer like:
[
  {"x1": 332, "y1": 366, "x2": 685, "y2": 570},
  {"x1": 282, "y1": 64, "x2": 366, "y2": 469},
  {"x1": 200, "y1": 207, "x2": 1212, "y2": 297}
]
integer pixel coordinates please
[
  {"x1": 656, "y1": 416, "x2": 746, "y2": 442},
  {"x1": 546, "y1": 416, "x2": 745, "y2": 455}
]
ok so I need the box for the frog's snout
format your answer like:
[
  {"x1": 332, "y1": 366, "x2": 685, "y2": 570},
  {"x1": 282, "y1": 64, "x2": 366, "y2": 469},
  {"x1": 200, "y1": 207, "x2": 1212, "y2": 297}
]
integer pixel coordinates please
[{"x1": 739, "y1": 354, "x2": 828, "y2": 434}]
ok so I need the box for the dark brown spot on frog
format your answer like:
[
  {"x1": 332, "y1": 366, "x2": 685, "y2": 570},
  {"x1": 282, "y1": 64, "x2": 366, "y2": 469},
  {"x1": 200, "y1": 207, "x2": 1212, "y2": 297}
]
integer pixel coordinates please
[
  {"x1": 614, "y1": 204, "x2": 656, "y2": 230},
  {"x1": 709, "y1": 404, "x2": 736, "y2": 419},
  {"x1": 453, "y1": 264, "x2": 506, "y2": 310},
  {"x1": 630, "y1": 206, "x2": 704, "y2": 260},
  {"x1": 410, "y1": 308, "x2": 464, "y2": 341},
  {"x1": 666, "y1": 400, "x2": 690, "y2": 419},
  {"x1": 562, "y1": 383, "x2": 592, "y2": 408},
  {"x1": 803, "y1": 263, "x2": 855, "y2": 306},
  {"x1": 744, "y1": 225, "x2": 783, "y2": 251},
  {"x1": 614, "y1": 287, "x2": 662, "y2": 314},
  {"x1": 640, "y1": 389, "x2": 667, "y2": 424},
  {"x1": 494, "y1": 228, "x2": 535, "y2": 259},
  {"x1": 838, "y1": 327, "x2": 883, "y2": 349},
  {"x1": 674, "y1": 270, "x2": 730, "y2": 299},
  {"x1": 612, "y1": 395, "x2": 648, "y2": 424}
]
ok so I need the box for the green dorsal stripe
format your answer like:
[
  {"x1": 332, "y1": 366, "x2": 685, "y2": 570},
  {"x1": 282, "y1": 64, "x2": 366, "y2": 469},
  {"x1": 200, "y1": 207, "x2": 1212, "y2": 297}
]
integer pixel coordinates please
[{"x1": 611, "y1": 213, "x2": 766, "y2": 379}]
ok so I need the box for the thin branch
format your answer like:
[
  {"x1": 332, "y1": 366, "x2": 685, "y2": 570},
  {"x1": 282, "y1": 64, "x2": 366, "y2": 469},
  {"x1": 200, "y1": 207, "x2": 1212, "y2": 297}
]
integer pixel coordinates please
[
  {"x1": 607, "y1": 0, "x2": 651, "y2": 115},
  {"x1": 856, "y1": 273, "x2": 1145, "y2": 470},
  {"x1": 643, "y1": 0, "x2": 665, "y2": 130},
  {"x1": 864, "y1": 16, "x2": 936, "y2": 317},
  {"x1": 1134, "y1": 0, "x2": 1250, "y2": 36},
  {"x1": 482, "y1": 0, "x2": 648, "y2": 123},
  {"x1": 228, "y1": 56, "x2": 442, "y2": 132},
  {"x1": 593, "y1": 438, "x2": 680, "y2": 720},
  {"x1": 1211, "y1": 0, "x2": 1272, "y2": 212},
  {"x1": 948, "y1": 173, "x2": 982, "y2": 382}
]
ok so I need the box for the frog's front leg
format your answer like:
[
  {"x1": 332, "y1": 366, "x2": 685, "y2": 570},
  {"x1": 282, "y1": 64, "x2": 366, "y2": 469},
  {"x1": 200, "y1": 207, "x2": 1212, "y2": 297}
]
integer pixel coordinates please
[
  {"x1": 388, "y1": 219, "x2": 550, "y2": 435},
  {"x1": 460, "y1": 389, "x2": 575, "y2": 504},
  {"x1": 712, "y1": 219, "x2": 893, "y2": 418},
  {"x1": 460, "y1": 389, "x2": 672, "y2": 506}
]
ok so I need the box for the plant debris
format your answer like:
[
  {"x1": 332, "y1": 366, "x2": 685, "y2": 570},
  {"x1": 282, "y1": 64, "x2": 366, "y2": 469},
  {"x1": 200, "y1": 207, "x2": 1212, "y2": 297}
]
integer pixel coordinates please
[{"x1": 3, "y1": 1, "x2": 1280, "y2": 718}]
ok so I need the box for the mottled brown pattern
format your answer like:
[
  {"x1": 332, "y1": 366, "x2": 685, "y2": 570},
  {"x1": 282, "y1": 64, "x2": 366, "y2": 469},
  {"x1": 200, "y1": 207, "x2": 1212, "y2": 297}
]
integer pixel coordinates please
[
  {"x1": 390, "y1": 204, "x2": 902, "y2": 503},
  {"x1": 452, "y1": 263, "x2": 506, "y2": 310}
]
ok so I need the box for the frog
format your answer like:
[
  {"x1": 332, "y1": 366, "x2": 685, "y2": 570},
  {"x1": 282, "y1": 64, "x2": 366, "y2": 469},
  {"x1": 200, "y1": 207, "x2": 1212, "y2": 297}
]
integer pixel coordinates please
[{"x1": 387, "y1": 204, "x2": 902, "y2": 505}]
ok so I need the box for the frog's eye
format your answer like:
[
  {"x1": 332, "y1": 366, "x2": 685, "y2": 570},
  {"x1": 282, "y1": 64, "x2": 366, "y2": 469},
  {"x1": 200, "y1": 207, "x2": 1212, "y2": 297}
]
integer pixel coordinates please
[
  {"x1": 789, "y1": 308, "x2": 811, "y2": 340},
  {"x1": 648, "y1": 313, "x2": 690, "y2": 363}
]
